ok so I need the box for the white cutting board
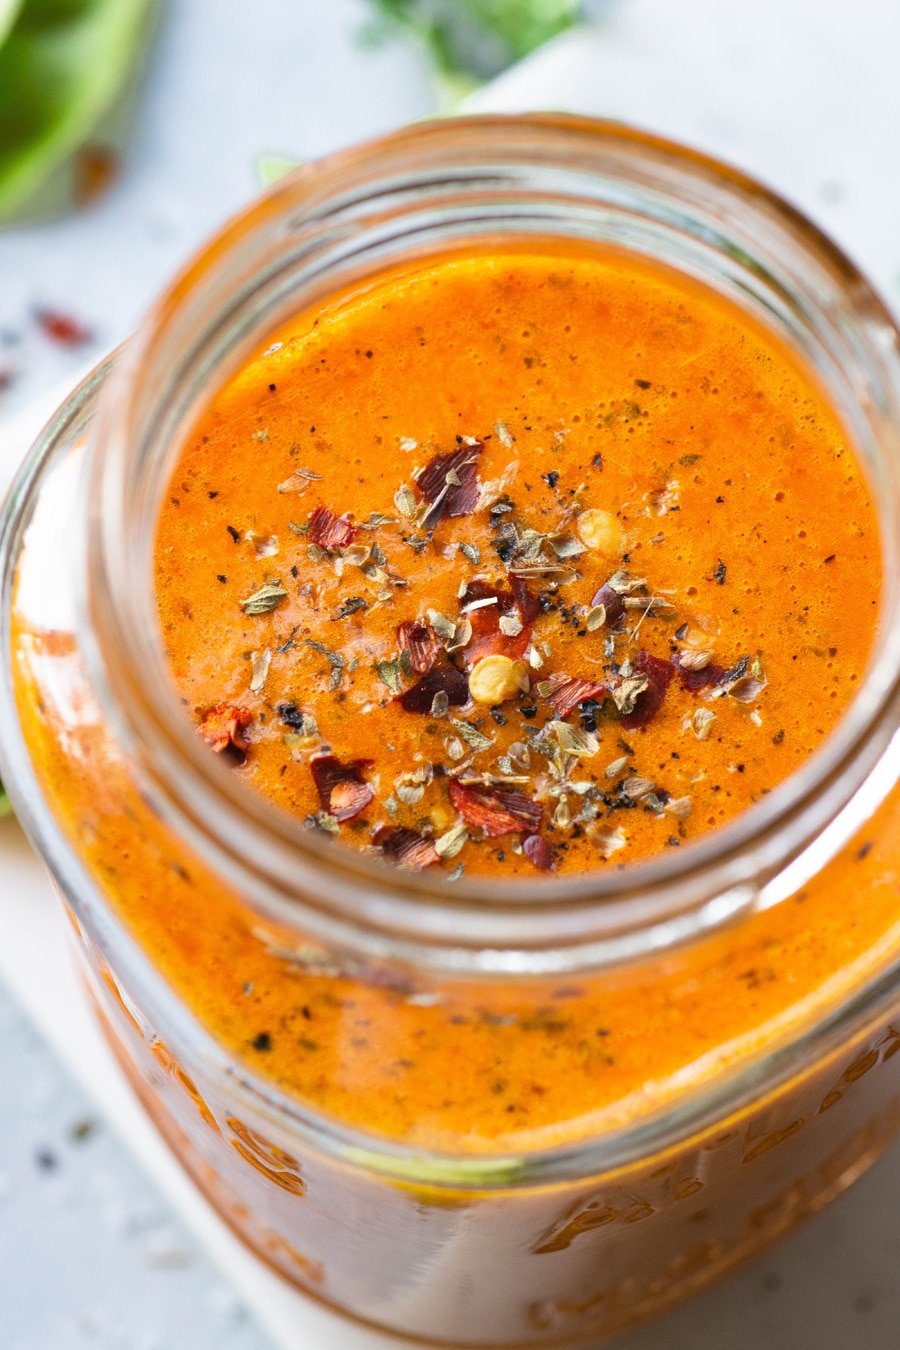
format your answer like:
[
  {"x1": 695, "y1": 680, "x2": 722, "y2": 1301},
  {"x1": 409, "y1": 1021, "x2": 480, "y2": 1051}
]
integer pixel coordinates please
[{"x1": 3, "y1": 3, "x2": 900, "y2": 1347}]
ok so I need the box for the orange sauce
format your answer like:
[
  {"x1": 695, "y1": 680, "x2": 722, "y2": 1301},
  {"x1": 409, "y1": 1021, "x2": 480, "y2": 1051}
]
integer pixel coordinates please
[
  {"x1": 156, "y1": 247, "x2": 878, "y2": 882},
  {"x1": 14, "y1": 245, "x2": 895, "y2": 1160}
]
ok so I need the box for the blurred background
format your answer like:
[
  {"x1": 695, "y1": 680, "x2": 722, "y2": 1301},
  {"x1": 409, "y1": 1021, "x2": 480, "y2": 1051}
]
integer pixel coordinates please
[{"x1": 2, "y1": 2, "x2": 900, "y2": 1348}]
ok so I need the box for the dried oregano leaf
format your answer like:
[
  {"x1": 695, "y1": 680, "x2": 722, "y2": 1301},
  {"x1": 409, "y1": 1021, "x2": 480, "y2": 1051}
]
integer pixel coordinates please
[{"x1": 240, "y1": 580, "x2": 287, "y2": 614}]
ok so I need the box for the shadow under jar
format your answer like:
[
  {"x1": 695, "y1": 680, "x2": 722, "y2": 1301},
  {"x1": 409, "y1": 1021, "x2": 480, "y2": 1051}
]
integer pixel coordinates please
[{"x1": 2, "y1": 116, "x2": 900, "y2": 1347}]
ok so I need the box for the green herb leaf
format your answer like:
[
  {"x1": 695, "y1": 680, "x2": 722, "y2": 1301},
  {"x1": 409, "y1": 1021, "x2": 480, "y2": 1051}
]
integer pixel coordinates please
[
  {"x1": 256, "y1": 153, "x2": 302, "y2": 187},
  {"x1": 361, "y1": 0, "x2": 582, "y2": 103},
  {"x1": 375, "y1": 657, "x2": 404, "y2": 694},
  {"x1": 449, "y1": 717, "x2": 493, "y2": 753},
  {"x1": 240, "y1": 579, "x2": 288, "y2": 615},
  {"x1": 0, "y1": 0, "x2": 158, "y2": 221},
  {"x1": 0, "y1": 775, "x2": 10, "y2": 818}
]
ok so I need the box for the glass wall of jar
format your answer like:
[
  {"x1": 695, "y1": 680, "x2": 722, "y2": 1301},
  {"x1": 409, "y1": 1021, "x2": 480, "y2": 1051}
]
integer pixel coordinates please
[{"x1": 1, "y1": 118, "x2": 899, "y2": 1346}]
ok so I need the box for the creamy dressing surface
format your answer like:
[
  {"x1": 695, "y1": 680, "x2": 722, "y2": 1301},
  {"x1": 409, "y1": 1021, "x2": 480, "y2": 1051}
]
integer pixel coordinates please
[
  {"x1": 156, "y1": 247, "x2": 879, "y2": 878},
  {"x1": 13, "y1": 244, "x2": 896, "y2": 1155}
]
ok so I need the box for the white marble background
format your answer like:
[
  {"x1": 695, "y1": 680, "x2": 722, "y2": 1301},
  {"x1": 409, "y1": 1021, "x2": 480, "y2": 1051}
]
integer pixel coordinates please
[{"x1": 2, "y1": 1, "x2": 900, "y2": 1347}]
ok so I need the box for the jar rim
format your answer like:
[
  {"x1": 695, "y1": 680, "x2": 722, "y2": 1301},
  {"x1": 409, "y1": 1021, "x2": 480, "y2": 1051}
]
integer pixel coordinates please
[{"x1": 63, "y1": 115, "x2": 900, "y2": 968}]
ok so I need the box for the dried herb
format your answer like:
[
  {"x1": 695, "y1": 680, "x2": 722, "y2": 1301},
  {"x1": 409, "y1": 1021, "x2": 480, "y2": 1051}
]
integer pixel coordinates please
[
  {"x1": 375, "y1": 657, "x2": 404, "y2": 693},
  {"x1": 249, "y1": 648, "x2": 271, "y2": 694},
  {"x1": 240, "y1": 579, "x2": 288, "y2": 615},
  {"x1": 434, "y1": 821, "x2": 469, "y2": 859},
  {"x1": 449, "y1": 717, "x2": 493, "y2": 753},
  {"x1": 335, "y1": 596, "x2": 368, "y2": 620},
  {"x1": 305, "y1": 638, "x2": 345, "y2": 690},
  {"x1": 547, "y1": 719, "x2": 599, "y2": 758},
  {"x1": 278, "y1": 467, "x2": 322, "y2": 494},
  {"x1": 589, "y1": 822, "x2": 627, "y2": 859}
]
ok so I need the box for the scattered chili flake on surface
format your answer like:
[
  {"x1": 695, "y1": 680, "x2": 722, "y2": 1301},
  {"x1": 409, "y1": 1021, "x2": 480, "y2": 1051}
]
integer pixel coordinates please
[
  {"x1": 541, "y1": 672, "x2": 607, "y2": 720},
  {"x1": 251, "y1": 1031, "x2": 272, "y2": 1052},
  {"x1": 462, "y1": 577, "x2": 538, "y2": 664},
  {"x1": 309, "y1": 755, "x2": 374, "y2": 822},
  {"x1": 676, "y1": 655, "x2": 726, "y2": 692},
  {"x1": 308, "y1": 505, "x2": 358, "y2": 549},
  {"x1": 397, "y1": 620, "x2": 443, "y2": 675},
  {"x1": 374, "y1": 826, "x2": 440, "y2": 870},
  {"x1": 449, "y1": 781, "x2": 542, "y2": 837},
  {"x1": 589, "y1": 579, "x2": 627, "y2": 629},
  {"x1": 713, "y1": 559, "x2": 727, "y2": 585},
  {"x1": 75, "y1": 144, "x2": 120, "y2": 206},
  {"x1": 399, "y1": 664, "x2": 469, "y2": 712},
  {"x1": 415, "y1": 441, "x2": 483, "y2": 520},
  {"x1": 34, "y1": 308, "x2": 94, "y2": 347},
  {"x1": 619, "y1": 651, "x2": 674, "y2": 730},
  {"x1": 523, "y1": 834, "x2": 554, "y2": 870},
  {"x1": 197, "y1": 704, "x2": 252, "y2": 761}
]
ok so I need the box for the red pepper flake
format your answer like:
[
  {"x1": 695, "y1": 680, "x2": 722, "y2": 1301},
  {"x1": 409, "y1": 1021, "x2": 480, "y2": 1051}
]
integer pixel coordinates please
[
  {"x1": 416, "y1": 441, "x2": 483, "y2": 521},
  {"x1": 34, "y1": 308, "x2": 94, "y2": 347},
  {"x1": 374, "y1": 826, "x2": 440, "y2": 870},
  {"x1": 197, "y1": 704, "x2": 252, "y2": 761},
  {"x1": 449, "y1": 780, "x2": 542, "y2": 837},
  {"x1": 620, "y1": 651, "x2": 674, "y2": 730},
  {"x1": 75, "y1": 144, "x2": 120, "y2": 207},
  {"x1": 523, "y1": 833, "x2": 554, "y2": 871},
  {"x1": 399, "y1": 664, "x2": 469, "y2": 713},
  {"x1": 397, "y1": 620, "x2": 442, "y2": 675},
  {"x1": 589, "y1": 580, "x2": 626, "y2": 629},
  {"x1": 308, "y1": 505, "x2": 357, "y2": 550},
  {"x1": 462, "y1": 577, "x2": 538, "y2": 665},
  {"x1": 542, "y1": 672, "x2": 607, "y2": 720},
  {"x1": 309, "y1": 755, "x2": 374, "y2": 822},
  {"x1": 675, "y1": 656, "x2": 727, "y2": 692}
]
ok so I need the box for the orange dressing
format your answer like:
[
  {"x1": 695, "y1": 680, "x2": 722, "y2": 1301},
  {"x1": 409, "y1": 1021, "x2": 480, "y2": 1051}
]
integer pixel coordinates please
[
  {"x1": 157, "y1": 247, "x2": 878, "y2": 873},
  {"x1": 14, "y1": 245, "x2": 895, "y2": 1159}
]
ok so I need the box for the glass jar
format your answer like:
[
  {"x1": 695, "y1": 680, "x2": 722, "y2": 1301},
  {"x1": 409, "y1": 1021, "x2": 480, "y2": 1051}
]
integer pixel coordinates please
[{"x1": 2, "y1": 116, "x2": 900, "y2": 1347}]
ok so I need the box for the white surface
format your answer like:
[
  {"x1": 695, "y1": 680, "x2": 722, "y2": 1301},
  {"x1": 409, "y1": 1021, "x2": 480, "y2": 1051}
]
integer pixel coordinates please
[
  {"x1": 0, "y1": 975, "x2": 269, "y2": 1350},
  {"x1": 3, "y1": 2, "x2": 900, "y2": 1348}
]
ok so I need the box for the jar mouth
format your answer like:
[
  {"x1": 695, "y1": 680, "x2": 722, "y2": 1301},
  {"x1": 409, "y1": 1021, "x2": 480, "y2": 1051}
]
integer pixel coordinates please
[{"x1": 79, "y1": 114, "x2": 900, "y2": 969}]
